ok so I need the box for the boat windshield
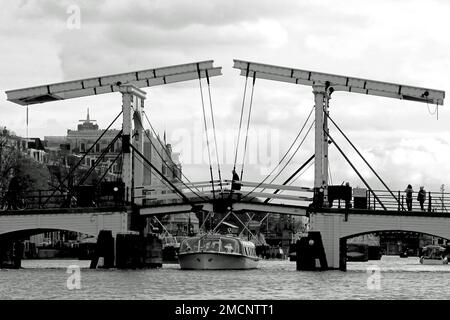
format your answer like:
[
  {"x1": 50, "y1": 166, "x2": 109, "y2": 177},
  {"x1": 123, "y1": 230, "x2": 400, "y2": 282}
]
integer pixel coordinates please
[
  {"x1": 200, "y1": 238, "x2": 221, "y2": 252},
  {"x1": 220, "y1": 237, "x2": 239, "y2": 254},
  {"x1": 179, "y1": 236, "x2": 242, "y2": 254},
  {"x1": 180, "y1": 237, "x2": 200, "y2": 253},
  {"x1": 422, "y1": 247, "x2": 445, "y2": 259}
]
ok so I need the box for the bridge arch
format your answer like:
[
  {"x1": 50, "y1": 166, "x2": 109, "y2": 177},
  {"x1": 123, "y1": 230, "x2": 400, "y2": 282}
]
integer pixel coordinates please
[
  {"x1": 310, "y1": 212, "x2": 450, "y2": 269},
  {"x1": 342, "y1": 229, "x2": 450, "y2": 243},
  {"x1": 0, "y1": 210, "x2": 129, "y2": 239},
  {"x1": 0, "y1": 227, "x2": 97, "y2": 241}
]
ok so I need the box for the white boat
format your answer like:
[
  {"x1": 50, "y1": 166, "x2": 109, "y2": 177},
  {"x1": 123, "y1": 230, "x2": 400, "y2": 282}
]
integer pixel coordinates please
[
  {"x1": 178, "y1": 234, "x2": 259, "y2": 270},
  {"x1": 419, "y1": 245, "x2": 449, "y2": 265}
]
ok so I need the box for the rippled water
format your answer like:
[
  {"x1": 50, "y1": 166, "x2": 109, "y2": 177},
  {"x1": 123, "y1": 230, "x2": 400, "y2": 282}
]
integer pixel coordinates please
[{"x1": 1, "y1": 256, "x2": 450, "y2": 299}]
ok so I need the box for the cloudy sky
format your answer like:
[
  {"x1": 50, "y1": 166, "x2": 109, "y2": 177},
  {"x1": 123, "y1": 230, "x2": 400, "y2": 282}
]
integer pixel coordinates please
[{"x1": 1, "y1": 0, "x2": 450, "y2": 195}]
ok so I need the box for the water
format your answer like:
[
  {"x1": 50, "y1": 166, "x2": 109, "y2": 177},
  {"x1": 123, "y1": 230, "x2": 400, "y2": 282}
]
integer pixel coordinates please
[{"x1": 1, "y1": 256, "x2": 450, "y2": 299}]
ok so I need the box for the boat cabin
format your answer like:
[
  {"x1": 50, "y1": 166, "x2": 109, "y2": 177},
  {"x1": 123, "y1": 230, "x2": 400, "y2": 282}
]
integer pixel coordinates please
[
  {"x1": 421, "y1": 245, "x2": 445, "y2": 259},
  {"x1": 179, "y1": 236, "x2": 257, "y2": 257}
]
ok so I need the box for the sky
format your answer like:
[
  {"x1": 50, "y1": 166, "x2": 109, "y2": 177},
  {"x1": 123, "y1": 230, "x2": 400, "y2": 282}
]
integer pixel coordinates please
[{"x1": 1, "y1": 0, "x2": 450, "y2": 195}]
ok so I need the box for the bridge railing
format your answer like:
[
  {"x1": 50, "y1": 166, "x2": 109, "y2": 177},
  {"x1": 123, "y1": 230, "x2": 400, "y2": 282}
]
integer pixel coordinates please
[
  {"x1": 223, "y1": 180, "x2": 314, "y2": 205},
  {"x1": 366, "y1": 189, "x2": 450, "y2": 213},
  {"x1": 138, "y1": 180, "x2": 315, "y2": 206},
  {"x1": 138, "y1": 180, "x2": 223, "y2": 206},
  {"x1": 0, "y1": 187, "x2": 126, "y2": 211}
]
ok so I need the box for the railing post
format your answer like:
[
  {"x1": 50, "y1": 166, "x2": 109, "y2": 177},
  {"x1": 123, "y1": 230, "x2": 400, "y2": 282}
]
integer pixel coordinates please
[
  {"x1": 367, "y1": 190, "x2": 370, "y2": 209},
  {"x1": 401, "y1": 195, "x2": 404, "y2": 211},
  {"x1": 38, "y1": 190, "x2": 42, "y2": 209},
  {"x1": 398, "y1": 191, "x2": 401, "y2": 211},
  {"x1": 428, "y1": 192, "x2": 432, "y2": 212}
]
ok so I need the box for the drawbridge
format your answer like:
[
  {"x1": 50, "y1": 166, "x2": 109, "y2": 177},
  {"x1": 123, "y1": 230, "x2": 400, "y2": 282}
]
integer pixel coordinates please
[{"x1": 3, "y1": 58, "x2": 447, "y2": 270}]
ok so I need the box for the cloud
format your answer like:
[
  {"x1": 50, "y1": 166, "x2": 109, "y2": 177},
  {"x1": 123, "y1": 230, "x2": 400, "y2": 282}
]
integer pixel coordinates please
[{"x1": 1, "y1": 0, "x2": 450, "y2": 193}]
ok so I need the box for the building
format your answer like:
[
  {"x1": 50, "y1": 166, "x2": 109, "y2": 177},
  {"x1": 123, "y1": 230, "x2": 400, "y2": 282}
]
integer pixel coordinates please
[
  {"x1": 24, "y1": 138, "x2": 47, "y2": 164},
  {"x1": 161, "y1": 213, "x2": 200, "y2": 236},
  {"x1": 43, "y1": 109, "x2": 194, "y2": 237},
  {"x1": 65, "y1": 108, "x2": 122, "y2": 177},
  {"x1": 55, "y1": 108, "x2": 182, "y2": 188}
]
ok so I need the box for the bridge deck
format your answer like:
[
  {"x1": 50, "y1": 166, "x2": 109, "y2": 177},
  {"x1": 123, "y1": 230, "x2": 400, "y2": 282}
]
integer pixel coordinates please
[
  {"x1": 312, "y1": 206, "x2": 450, "y2": 218},
  {"x1": 0, "y1": 205, "x2": 130, "y2": 216}
]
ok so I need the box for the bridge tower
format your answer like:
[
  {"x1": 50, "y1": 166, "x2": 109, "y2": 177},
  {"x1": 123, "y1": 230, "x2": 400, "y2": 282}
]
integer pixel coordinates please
[
  {"x1": 6, "y1": 60, "x2": 221, "y2": 208},
  {"x1": 119, "y1": 85, "x2": 146, "y2": 205},
  {"x1": 233, "y1": 59, "x2": 445, "y2": 270}
]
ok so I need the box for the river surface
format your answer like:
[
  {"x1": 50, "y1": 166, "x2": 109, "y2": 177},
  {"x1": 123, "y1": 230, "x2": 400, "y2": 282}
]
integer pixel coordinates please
[{"x1": 1, "y1": 256, "x2": 449, "y2": 299}]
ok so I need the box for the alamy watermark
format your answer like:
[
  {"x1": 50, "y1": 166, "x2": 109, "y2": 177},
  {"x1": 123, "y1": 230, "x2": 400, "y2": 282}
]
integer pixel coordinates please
[
  {"x1": 170, "y1": 124, "x2": 282, "y2": 175},
  {"x1": 366, "y1": 265, "x2": 381, "y2": 290},
  {"x1": 66, "y1": 265, "x2": 81, "y2": 290},
  {"x1": 66, "y1": 4, "x2": 81, "y2": 30}
]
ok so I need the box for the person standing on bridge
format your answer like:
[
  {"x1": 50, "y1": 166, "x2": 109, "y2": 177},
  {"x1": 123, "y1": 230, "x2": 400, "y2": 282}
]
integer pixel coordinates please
[
  {"x1": 417, "y1": 186, "x2": 426, "y2": 211},
  {"x1": 405, "y1": 184, "x2": 414, "y2": 211},
  {"x1": 231, "y1": 169, "x2": 241, "y2": 191},
  {"x1": 231, "y1": 169, "x2": 241, "y2": 201}
]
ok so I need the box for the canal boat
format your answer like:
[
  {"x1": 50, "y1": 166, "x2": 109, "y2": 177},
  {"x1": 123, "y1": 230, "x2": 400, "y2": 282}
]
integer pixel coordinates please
[
  {"x1": 178, "y1": 234, "x2": 259, "y2": 270},
  {"x1": 419, "y1": 245, "x2": 449, "y2": 265}
]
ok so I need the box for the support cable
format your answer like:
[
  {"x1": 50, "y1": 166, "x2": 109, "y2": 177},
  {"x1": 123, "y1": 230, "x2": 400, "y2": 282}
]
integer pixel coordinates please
[
  {"x1": 54, "y1": 130, "x2": 122, "y2": 208},
  {"x1": 76, "y1": 130, "x2": 122, "y2": 187},
  {"x1": 129, "y1": 144, "x2": 193, "y2": 204},
  {"x1": 240, "y1": 72, "x2": 256, "y2": 180},
  {"x1": 135, "y1": 113, "x2": 209, "y2": 201},
  {"x1": 263, "y1": 154, "x2": 314, "y2": 203},
  {"x1": 238, "y1": 106, "x2": 315, "y2": 202},
  {"x1": 325, "y1": 131, "x2": 386, "y2": 210},
  {"x1": 266, "y1": 120, "x2": 314, "y2": 187},
  {"x1": 288, "y1": 160, "x2": 315, "y2": 186},
  {"x1": 233, "y1": 63, "x2": 250, "y2": 171},
  {"x1": 133, "y1": 154, "x2": 184, "y2": 202},
  {"x1": 93, "y1": 151, "x2": 123, "y2": 189},
  {"x1": 328, "y1": 161, "x2": 333, "y2": 186},
  {"x1": 142, "y1": 111, "x2": 208, "y2": 198},
  {"x1": 197, "y1": 64, "x2": 216, "y2": 200},
  {"x1": 205, "y1": 69, "x2": 223, "y2": 193},
  {"x1": 43, "y1": 110, "x2": 123, "y2": 206},
  {"x1": 326, "y1": 113, "x2": 403, "y2": 211}
]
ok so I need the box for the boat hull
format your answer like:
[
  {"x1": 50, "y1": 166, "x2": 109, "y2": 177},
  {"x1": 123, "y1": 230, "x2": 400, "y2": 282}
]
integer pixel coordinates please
[
  {"x1": 420, "y1": 257, "x2": 449, "y2": 265},
  {"x1": 178, "y1": 252, "x2": 259, "y2": 270}
]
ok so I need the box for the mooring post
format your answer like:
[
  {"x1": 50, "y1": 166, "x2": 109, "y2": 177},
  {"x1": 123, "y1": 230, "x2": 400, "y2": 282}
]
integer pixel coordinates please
[
  {"x1": 90, "y1": 230, "x2": 115, "y2": 269},
  {"x1": 296, "y1": 231, "x2": 328, "y2": 271}
]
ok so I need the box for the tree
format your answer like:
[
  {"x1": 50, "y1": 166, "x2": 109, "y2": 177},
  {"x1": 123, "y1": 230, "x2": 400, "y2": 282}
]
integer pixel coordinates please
[
  {"x1": 47, "y1": 155, "x2": 101, "y2": 192},
  {"x1": 0, "y1": 127, "x2": 50, "y2": 196}
]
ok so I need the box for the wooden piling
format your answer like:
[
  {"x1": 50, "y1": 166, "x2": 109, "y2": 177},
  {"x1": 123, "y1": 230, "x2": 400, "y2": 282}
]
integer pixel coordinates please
[
  {"x1": 115, "y1": 233, "x2": 162, "y2": 269},
  {"x1": 90, "y1": 230, "x2": 115, "y2": 269},
  {"x1": 0, "y1": 240, "x2": 23, "y2": 269},
  {"x1": 296, "y1": 231, "x2": 328, "y2": 271},
  {"x1": 143, "y1": 234, "x2": 162, "y2": 268}
]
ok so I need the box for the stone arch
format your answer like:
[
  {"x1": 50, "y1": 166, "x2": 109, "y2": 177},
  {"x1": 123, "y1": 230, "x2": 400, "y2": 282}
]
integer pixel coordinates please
[
  {"x1": 0, "y1": 227, "x2": 97, "y2": 241},
  {"x1": 342, "y1": 229, "x2": 450, "y2": 242},
  {"x1": 309, "y1": 212, "x2": 450, "y2": 270}
]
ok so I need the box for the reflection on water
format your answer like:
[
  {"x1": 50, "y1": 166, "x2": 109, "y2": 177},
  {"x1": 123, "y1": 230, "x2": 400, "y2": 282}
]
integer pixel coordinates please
[{"x1": 1, "y1": 256, "x2": 449, "y2": 299}]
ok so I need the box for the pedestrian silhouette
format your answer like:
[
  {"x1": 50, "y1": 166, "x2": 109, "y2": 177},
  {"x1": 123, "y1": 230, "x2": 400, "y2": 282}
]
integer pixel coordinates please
[
  {"x1": 417, "y1": 186, "x2": 426, "y2": 211},
  {"x1": 405, "y1": 184, "x2": 414, "y2": 211},
  {"x1": 231, "y1": 169, "x2": 241, "y2": 201}
]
